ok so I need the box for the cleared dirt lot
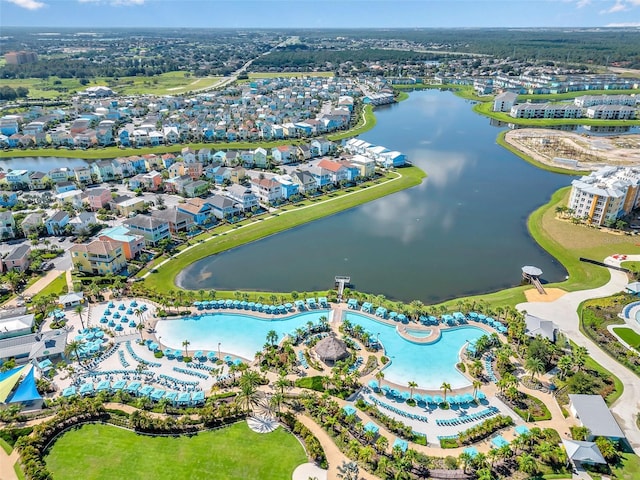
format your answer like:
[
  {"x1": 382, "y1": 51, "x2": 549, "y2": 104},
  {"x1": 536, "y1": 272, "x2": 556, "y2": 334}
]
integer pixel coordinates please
[{"x1": 505, "y1": 128, "x2": 640, "y2": 171}]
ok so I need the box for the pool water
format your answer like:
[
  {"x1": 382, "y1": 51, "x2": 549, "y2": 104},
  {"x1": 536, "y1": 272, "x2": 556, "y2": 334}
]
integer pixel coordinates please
[
  {"x1": 346, "y1": 312, "x2": 485, "y2": 390},
  {"x1": 405, "y1": 328, "x2": 433, "y2": 339},
  {"x1": 155, "y1": 311, "x2": 331, "y2": 360}
]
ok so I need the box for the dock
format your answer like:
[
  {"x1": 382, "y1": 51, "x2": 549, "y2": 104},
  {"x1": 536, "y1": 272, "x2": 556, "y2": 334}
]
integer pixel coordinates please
[
  {"x1": 522, "y1": 265, "x2": 545, "y2": 295},
  {"x1": 335, "y1": 276, "x2": 351, "y2": 303}
]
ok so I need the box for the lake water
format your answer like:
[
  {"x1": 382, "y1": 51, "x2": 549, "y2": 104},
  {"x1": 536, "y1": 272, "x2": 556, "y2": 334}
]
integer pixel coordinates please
[{"x1": 178, "y1": 90, "x2": 569, "y2": 303}]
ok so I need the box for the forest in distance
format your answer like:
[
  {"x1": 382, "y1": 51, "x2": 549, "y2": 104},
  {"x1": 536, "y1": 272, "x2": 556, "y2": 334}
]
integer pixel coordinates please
[{"x1": 0, "y1": 27, "x2": 639, "y2": 82}]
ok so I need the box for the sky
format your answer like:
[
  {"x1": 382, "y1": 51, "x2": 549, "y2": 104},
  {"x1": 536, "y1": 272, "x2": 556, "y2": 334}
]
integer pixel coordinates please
[{"x1": 1, "y1": 0, "x2": 640, "y2": 29}]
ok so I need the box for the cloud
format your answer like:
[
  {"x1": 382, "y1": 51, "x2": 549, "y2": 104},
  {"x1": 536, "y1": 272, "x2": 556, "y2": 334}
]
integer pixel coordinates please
[
  {"x1": 600, "y1": 0, "x2": 640, "y2": 13},
  {"x1": 576, "y1": 0, "x2": 591, "y2": 7},
  {"x1": 5, "y1": 0, "x2": 46, "y2": 10}
]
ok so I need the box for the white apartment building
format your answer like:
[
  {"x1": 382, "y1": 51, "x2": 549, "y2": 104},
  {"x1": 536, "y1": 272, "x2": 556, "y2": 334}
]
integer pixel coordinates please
[
  {"x1": 574, "y1": 94, "x2": 637, "y2": 108},
  {"x1": 585, "y1": 105, "x2": 636, "y2": 120},
  {"x1": 568, "y1": 166, "x2": 640, "y2": 226},
  {"x1": 510, "y1": 103, "x2": 583, "y2": 119}
]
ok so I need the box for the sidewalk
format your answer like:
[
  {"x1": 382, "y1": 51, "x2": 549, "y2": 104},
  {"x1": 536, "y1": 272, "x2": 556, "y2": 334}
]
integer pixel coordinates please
[
  {"x1": 2, "y1": 269, "x2": 64, "y2": 308},
  {"x1": 517, "y1": 255, "x2": 640, "y2": 452}
]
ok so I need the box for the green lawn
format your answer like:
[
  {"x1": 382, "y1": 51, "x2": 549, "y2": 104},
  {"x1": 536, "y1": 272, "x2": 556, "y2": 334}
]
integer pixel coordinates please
[
  {"x1": 612, "y1": 327, "x2": 640, "y2": 349},
  {"x1": 248, "y1": 72, "x2": 334, "y2": 78},
  {"x1": 295, "y1": 376, "x2": 325, "y2": 391},
  {"x1": 32, "y1": 273, "x2": 67, "y2": 301},
  {"x1": 45, "y1": 422, "x2": 306, "y2": 480},
  {"x1": 141, "y1": 167, "x2": 425, "y2": 292}
]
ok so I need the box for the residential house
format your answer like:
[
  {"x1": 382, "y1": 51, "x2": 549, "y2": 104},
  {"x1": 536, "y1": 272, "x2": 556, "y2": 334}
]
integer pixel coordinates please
[
  {"x1": 85, "y1": 188, "x2": 112, "y2": 211},
  {"x1": 290, "y1": 170, "x2": 317, "y2": 194},
  {"x1": 151, "y1": 208, "x2": 194, "y2": 235},
  {"x1": 253, "y1": 148, "x2": 268, "y2": 168},
  {"x1": 177, "y1": 198, "x2": 215, "y2": 226},
  {"x1": 307, "y1": 165, "x2": 332, "y2": 188},
  {"x1": 92, "y1": 160, "x2": 117, "y2": 182},
  {"x1": 317, "y1": 159, "x2": 349, "y2": 184},
  {"x1": 129, "y1": 171, "x2": 163, "y2": 192},
  {"x1": 0, "y1": 212, "x2": 16, "y2": 239},
  {"x1": 3, "y1": 245, "x2": 31, "y2": 273},
  {"x1": 161, "y1": 153, "x2": 176, "y2": 169},
  {"x1": 163, "y1": 126, "x2": 180, "y2": 144},
  {"x1": 0, "y1": 192, "x2": 18, "y2": 207},
  {"x1": 225, "y1": 151, "x2": 239, "y2": 167},
  {"x1": 226, "y1": 184, "x2": 259, "y2": 212},
  {"x1": 68, "y1": 212, "x2": 97, "y2": 235},
  {"x1": 186, "y1": 162, "x2": 203, "y2": 180},
  {"x1": 167, "y1": 161, "x2": 185, "y2": 178},
  {"x1": 164, "y1": 175, "x2": 192, "y2": 194},
  {"x1": 70, "y1": 239, "x2": 127, "y2": 275},
  {"x1": 110, "y1": 196, "x2": 146, "y2": 217},
  {"x1": 310, "y1": 137, "x2": 335, "y2": 157},
  {"x1": 74, "y1": 166, "x2": 93, "y2": 185},
  {"x1": 183, "y1": 180, "x2": 210, "y2": 198},
  {"x1": 274, "y1": 174, "x2": 299, "y2": 199},
  {"x1": 123, "y1": 215, "x2": 170, "y2": 246},
  {"x1": 210, "y1": 167, "x2": 231, "y2": 185},
  {"x1": 206, "y1": 195, "x2": 239, "y2": 220},
  {"x1": 48, "y1": 167, "x2": 72, "y2": 184},
  {"x1": 6, "y1": 170, "x2": 30, "y2": 189},
  {"x1": 230, "y1": 166, "x2": 246, "y2": 184},
  {"x1": 45, "y1": 211, "x2": 70, "y2": 236},
  {"x1": 251, "y1": 177, "x2": 283, "y2": 205},
  {"x1": 198, "y1": 148, "x2": 212, "y2": 163},
  {"x1": 240, "y1": 150, "x2": 255, "y2": 168},
  {"x1": 55, "y1": 189, "x2": 83, "y2": 209},
  {"x1": 296, "y1": 145, "x2": 312, "y2": 161},
  {"x1": 271, "y1": 145, "x2": 296, "y2": 165},
  {"x1": 181, "y1": 147, "x2": 196, "y2": 163},
  {"x1": 348, "y1": 154, "x2": 376, "y2": 178},
  {"x1": 99, "y1": 226, "x2": 146, "y2": 260},
  {"x1": 337, "y1": 160, "x2": 361, "y2": 182},
  {"x1": 55, "y1": 182, "x2": 77, "y2": 194},
  {"x1": 20, "y1": 213, "x2": 44, "y2": 235},
  {"x1": 29, "y1": 171, "x2": 50, "y2": 190}
]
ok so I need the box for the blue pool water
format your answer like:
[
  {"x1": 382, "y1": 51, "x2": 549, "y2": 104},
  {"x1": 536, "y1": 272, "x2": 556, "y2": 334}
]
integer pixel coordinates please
[
  {"x1": 346, "y1": 312, "x2": 485, "y2": 390},
  {"x1": 635, "y1": 310, "x2": 640, "y2": 325},
  {"x1": 155, "y1": 310, "x2": 331, "y2": 360},
  {"x1": 405, "y1": 328, "x2": 433, "y2": 339}
]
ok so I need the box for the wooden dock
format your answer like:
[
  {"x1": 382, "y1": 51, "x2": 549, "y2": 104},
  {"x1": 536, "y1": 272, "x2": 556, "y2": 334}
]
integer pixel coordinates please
[
  {"x1": 522, "y1": 265, "x2": 545, "y2": 295},
  {"x1": 335, "y1": 276, "x2": 351, "y2": 302}
]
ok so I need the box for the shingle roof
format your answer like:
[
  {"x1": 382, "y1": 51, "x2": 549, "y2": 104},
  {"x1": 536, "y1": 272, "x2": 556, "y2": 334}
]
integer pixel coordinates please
[{"x1": 569, "y1": 394, "x2": 625, "y2": 438}]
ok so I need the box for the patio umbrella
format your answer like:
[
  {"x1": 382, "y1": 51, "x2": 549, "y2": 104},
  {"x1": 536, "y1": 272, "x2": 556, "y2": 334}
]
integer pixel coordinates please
[
  {"x1": 433, "y1": 395, "x2": 444, "y2": 404},
  {"x1": 476, "y1": 391, "x2": 486, "y2": 400},
  {"x1": 108, "y1": 302, "x2": 115, "y2": 308},
  {"x1": 422, "y1": 394, "x2": 433, "y2": 404},
  {"x1": 207, "y1": 351, "x2": 217, "y2": 360},
  {"x1": 224, "y1": 355, "x2": 232, "y2": 363},
  {"x1": 100, "y1": 316, "x2": 108, "y2": 323},
  {"x1": 130, "y1": 301, "x2": 138, "y2": 307}
]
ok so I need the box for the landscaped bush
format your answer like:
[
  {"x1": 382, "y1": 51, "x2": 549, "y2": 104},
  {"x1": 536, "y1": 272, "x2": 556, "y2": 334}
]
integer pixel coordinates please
[{"x1": 448, "y1": 414, "x2": 514, "y2": 447}]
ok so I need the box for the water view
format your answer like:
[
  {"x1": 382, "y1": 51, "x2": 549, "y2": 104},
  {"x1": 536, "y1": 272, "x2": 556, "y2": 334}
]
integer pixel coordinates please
[{"x1": 179, "y1": 90, "x2": 569, "y2": 302}]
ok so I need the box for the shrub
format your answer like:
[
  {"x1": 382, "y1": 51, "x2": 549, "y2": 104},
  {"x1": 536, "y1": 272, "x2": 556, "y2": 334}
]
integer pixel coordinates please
[{"x1": 153, "y1": 351, "x2": 164, "y2": 358}]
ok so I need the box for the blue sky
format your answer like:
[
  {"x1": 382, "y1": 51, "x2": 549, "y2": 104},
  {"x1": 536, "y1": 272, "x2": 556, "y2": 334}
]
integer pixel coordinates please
[{"x1": 2, "y1": 0, "x2": 640, "y2": 28}]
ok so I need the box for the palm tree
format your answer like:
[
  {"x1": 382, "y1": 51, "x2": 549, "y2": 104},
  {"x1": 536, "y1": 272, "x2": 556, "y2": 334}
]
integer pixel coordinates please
[
  {"x1": 337, "y1": 461, "x2": 360, "y2": 480},
  {"x1": 573, "y1": 345, "x2": 588, "y2": 371},
  {"x1": 133, "y1": 308, "x2": 144, "y2": 328},
  {"x1": 472, "y1": 379, "x2": 482, "y2": 401},
  {"x1": 136, "y1": 322, "x2": 145, "y2": 342},
  {"x1": 274, "y1": 374, "x2": 290, "y2": 395},
  {"x1": 64, "y1": 340, "x2": 83, "y2": 361},
  {"x1": 74, "y1": 304, "x2": 86, "y2": 330},
  {"x1": 375, "y1": 371, "x2": 384, "y2": 390},
  {"x1": 266, "y1": 330, "x2": 279, "y2": 347},
  {"x1": 557, "y1": 354, "x2": 574, "y2": 379},
  {"x1": 440, "y1": 381, "x2": 451, "y2": 405},
  {"x1": 517, "y1": 454, "x2": 537, "y2": 475},
  {"x1": 269, "y1": 392, "x2": 284, "y2": 415},
  {"x1": 408, "y1": 381, "x2": 418, "y2": 401},
  {"x1": 525, "y1": 357, "x2": 545, "y2": 381},
  {"x1": 182, "y1": 339, "x2": 190, "y2": 358}
]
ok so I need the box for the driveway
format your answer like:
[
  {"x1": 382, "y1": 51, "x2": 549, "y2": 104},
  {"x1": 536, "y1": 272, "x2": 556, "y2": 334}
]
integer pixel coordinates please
[{"x1": 517, "y1": 255, "x2": 640, "y2": 452}]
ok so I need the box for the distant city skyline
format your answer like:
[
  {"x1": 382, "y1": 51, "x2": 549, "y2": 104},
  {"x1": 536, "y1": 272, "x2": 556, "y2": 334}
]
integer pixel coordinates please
[{"x1": 1, "y1": 0, "x2": 640, "y2": 29}]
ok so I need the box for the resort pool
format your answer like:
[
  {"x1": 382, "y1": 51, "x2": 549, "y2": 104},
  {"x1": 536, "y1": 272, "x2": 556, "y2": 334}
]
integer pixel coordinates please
[
  {"x1": 405, "y1": 328, "x2": 433, "y2": 339},
  {"x1": 155, "y1": 311, "x2": 331, "y2": 361},
  {"x1": 346, "y1": 313, "x2": 485, "y2": 390}
]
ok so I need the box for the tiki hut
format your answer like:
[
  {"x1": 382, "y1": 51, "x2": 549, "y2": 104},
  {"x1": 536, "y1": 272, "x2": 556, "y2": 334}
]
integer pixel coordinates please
[{"x1": 314, "y1": 335, "x2": 349, "y2": 365}]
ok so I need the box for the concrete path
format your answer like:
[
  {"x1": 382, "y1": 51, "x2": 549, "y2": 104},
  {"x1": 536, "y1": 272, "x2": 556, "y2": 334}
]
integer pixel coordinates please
[
  {"x1": 517, "y1": 255, "x2": 640, "y2": 452},
  {"x1": 292, "y1": 462, "x2": 327, "y2": 480},
  {"x1": 0, "y1": 448, "x2": 19, "y2": 480}
]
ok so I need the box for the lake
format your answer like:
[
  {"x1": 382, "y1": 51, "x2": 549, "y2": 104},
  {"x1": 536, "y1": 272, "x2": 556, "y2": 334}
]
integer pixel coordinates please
[{"x1": 178, "y1": 90, "x2": 570, "y2": 303}]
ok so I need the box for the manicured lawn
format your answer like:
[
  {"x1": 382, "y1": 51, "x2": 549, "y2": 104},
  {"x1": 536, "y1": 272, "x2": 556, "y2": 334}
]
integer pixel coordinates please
[
  {"x1": 248, "y1": 71, "x2": 334, "y2": 78},
  {"x1": 141, "y1": 167, "x2": 425, "y2": 292},
  {"x1": 0, "y1": 437, "x2": 12, "y2": 454},
  {"x1": 45, "y1": 422, "x2": 306, "y2": 480},
  {"x1": 295, "y1": 376, "x2": 326, "y2": 391},
  {"x1": 32, "y1": 273, "x2": 68, "y2": 301},
  {"x1": 613, "y1": 327, "x2": 640, "y2": 349}
]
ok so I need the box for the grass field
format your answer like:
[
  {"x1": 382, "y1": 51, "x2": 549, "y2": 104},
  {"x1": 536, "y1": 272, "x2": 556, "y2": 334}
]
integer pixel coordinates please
[
  {"x1": 0, "y1": 72, "x2": 222, "y2": 99},
  {"x1": 612, "y1": 327, "x2": 640, "y2": 349},
  {"x1": 141, "y1": 167, "x2": 425, "y2": 292},
  {"x1": 45, "y1": 422, "x2": 306, "y2": 480}
]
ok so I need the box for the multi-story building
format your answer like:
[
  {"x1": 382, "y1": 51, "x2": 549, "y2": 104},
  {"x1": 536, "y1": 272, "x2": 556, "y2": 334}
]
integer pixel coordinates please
[
  {"x1": 568, "y1": 166, "x2": 640, "y2": 226},
  {"x1": 99, "y1": 226, "x2": 146, "y2": 260},
  {"x1": 70, "y1": 239, "x2": 127, "y2": 275},
  {"x1": 585, "y1": 105, "x2": 636, "y2": 120},
  {"x1": 510, "y1": 103, "x2": 583, "y2": 119},
  {"x1": 123, "y1": 215, "x2": 171, "y2": 246}
]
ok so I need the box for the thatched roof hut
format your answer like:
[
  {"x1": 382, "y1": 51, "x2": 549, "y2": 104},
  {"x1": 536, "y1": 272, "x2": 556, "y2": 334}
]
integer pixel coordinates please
[{"x1": 314, "y1": 335, "x2": 349, "y2": 365}]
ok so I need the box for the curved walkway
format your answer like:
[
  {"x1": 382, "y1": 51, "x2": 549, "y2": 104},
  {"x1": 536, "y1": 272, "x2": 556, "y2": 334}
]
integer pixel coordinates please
[{"x1": 517, "y1": 254, "x2": 640, "y2": 452}]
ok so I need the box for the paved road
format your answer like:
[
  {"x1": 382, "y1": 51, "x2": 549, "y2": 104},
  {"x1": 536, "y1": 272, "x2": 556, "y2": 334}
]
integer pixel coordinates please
[{"x1": 517, "y1": 255, "x2": 640, "y2": 452}]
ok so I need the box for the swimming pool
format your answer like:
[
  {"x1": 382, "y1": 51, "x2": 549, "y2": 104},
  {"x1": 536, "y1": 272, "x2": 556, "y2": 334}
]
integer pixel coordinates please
[
  {"x1": 156, "y1": 311, "x2": 331, "y2": 361},
  {"x1": 346, "y1": 312, "x2": 485, "y2": 390},
  {"x1": 404, "y1": 328, "x2": 433, "y2": 339}
]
